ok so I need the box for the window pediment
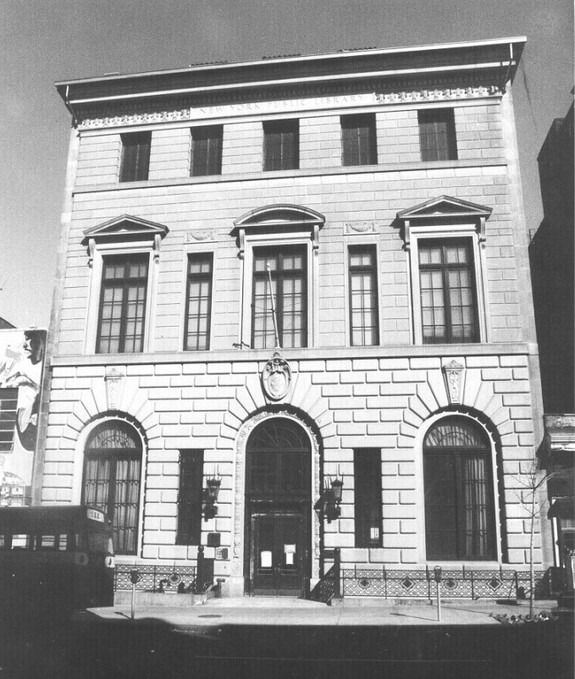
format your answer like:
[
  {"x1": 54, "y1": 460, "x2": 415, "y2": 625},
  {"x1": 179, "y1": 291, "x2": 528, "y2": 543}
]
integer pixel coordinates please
[
  {"x1": 83, "y1": 215, "x2": 169, "y2": 266},
  {"x1": 396, "y1": 196, "x2": 492, "y2": 248},
  {"x1": 233, "y1": 204, "x2": 325, "y2": 258},
  {"x1": 83, "y1": 215, "x2": 169, "y2": 242},
  {"x1": 234, "y1": 204, "x2": 325, "y2": 230}
]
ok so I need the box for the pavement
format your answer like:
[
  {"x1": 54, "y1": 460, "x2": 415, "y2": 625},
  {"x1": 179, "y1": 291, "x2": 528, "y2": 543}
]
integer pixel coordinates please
[{"x1": 75, "y1": 595, "x2": 562, "y2": 629}]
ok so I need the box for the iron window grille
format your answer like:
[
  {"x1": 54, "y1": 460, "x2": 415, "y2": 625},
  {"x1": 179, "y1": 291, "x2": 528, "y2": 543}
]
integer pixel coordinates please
[
  {"x1": 176, "y1": 450, "x2": 204, "y2": 545},
  {"x1": 184, "y1": 253, "x2": 213, "y2": 351},
  {"x1": 348, "y1": 245, "x2": 379, "y2": 346},
  {"x1": 263, "y1": 120, "x2": 299, "y2": 171},
  {"x1": 252, "y1": 245, "x2": 307, "y2": 349},
  {"x1": 418, "y1": 109, "x2": 458, "y2": 162},
  {"x1": 83, "y1": 421, "x2": 142, "y2": 555},
  {"x1": 354, "y1": 449, "x2": 383, "y2": 548},
  {"x1": 191, "y1": 126, "x2": 223, "y2": 176},
  {"x1": 119, "y1": 132, "x2": 151, "y2": 182},
  {"x1": 418, "y1": 238, "x2": 479, "y2": 344},
  {"x1": 423, "y1": 417, "x2": 496, "y2": 560},
  {"x1": 341, "y1": 113, "x2": 377, "y2": 166},
  {"x1": 96, "y1": 253, "x2": 149, "y2": 354},
  {"x1": 246, "y1": 418, "x2": 311, "y2": 499}
]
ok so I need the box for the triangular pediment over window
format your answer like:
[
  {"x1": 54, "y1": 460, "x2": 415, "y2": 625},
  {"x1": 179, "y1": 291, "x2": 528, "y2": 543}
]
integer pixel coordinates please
[
  {"x1": 397, "y1": 196, "x2": 492, "y2": 221},
  {"x1": 83, "y1": 215, "x2": 169, "y2": 242},
  {"x1": 396, "y1": 196, "x2": 492, "y2": 248}
]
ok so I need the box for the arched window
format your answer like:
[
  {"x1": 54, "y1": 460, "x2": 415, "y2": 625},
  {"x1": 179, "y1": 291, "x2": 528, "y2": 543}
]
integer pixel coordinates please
[
  {"x1": 246, "y1": 418, "x2": 311, "y2": 498},
  {"x1": 423, "y1": 416, "x2": 496, "y2": 560},
  {"x1": 83, "y1": 420, "x2": 142, "y2": 555}
]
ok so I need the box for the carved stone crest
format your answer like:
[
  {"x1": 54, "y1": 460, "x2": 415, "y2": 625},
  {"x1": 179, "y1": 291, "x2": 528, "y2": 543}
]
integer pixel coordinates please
[
  {"x1": 442, "y1": 360, "x2": 465, "y2": 405},
  {"x1": 104, "y1": 368, "x2": 125, "y2": 410},
  {"x1": 261, "y1": 352, "x2": 292, "y2": 401}
]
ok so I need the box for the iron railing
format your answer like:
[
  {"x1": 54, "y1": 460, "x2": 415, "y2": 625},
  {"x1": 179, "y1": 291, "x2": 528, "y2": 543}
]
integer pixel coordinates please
[
  {"x1": 342, "y1": 566, "x2": 550, "y2": 600},
  {"x1": 115, "y1": 563, "x2": 197, "y2": 593}
]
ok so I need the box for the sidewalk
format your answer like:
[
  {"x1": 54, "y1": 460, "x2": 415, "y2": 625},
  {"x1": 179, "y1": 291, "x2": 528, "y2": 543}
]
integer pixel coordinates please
[{"x1": 75, "y1": 596, "x2": 560, "y2": 629}]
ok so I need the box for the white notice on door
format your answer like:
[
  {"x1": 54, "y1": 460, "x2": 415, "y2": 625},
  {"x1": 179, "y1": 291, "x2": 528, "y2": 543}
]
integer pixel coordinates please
[{"x1": 261, "y1": 551, "x2": 272, "y2": 568}]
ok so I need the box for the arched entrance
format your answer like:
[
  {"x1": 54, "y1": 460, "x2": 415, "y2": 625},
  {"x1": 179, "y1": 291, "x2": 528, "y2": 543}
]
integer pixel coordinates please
[{"x1": 244, "y1": 417, "x2": 311, "y2": 596}]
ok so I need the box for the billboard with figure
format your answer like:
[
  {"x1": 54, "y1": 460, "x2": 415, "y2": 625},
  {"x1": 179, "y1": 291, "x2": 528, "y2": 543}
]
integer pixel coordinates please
[{"x1": 0, "y1": 329, "x2": 47, "y2": 505}]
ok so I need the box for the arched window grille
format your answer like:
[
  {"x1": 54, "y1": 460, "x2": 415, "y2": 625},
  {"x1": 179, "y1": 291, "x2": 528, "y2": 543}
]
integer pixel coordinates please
[
  {"x1": 83, "y1": 420, "x2": 142, "y2": 555},
  {"x1": 423, "y1": 416, "x2": 496, "y2": 560},
  {"x1": 246, "y1": 418, "x2": 311, "y2": 498}
]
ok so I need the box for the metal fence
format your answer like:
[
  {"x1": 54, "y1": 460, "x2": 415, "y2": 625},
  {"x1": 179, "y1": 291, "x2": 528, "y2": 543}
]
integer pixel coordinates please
[
  {"x1": 342, "y1": 566, "x2": 550, "y2": 600},
  {"x1": 114, "y1": 563, "x2": 197, "y2": 593}
]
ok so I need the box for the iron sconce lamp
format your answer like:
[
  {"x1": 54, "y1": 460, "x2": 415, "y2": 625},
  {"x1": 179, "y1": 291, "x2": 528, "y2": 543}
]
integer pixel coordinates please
[
  {"x1": 315, "y1": 475, "x2": 344, "y2": 523},
  {"x1": 202, "y1": 476, "x2": 221, "y2": 520}
]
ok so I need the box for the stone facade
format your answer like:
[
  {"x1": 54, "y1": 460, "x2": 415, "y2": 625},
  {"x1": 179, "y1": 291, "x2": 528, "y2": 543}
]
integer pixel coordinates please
[{"x1": 39, "y1": 38, "x2": 552, "y2": 598}]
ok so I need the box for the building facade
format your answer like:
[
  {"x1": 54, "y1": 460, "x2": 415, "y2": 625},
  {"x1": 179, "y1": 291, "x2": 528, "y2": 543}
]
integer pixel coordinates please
[{"x1": 39, "y1": 37, "x2": 553, "y2": 598}]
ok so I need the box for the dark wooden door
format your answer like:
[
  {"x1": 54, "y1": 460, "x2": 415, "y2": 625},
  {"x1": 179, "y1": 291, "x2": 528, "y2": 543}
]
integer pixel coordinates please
[{"x1": 252, "y1": 513, "x2": 305, "y2": 595}]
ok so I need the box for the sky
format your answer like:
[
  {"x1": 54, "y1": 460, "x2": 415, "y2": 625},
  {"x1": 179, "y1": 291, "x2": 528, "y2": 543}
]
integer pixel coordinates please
[{"x1": 0, "y1": 0, "x2": 573, "y2": 329}]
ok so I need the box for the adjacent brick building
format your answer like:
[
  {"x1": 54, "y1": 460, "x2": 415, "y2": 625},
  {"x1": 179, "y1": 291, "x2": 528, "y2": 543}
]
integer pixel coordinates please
[{"x1": 39, "y1": 37, "x2": 554, "y2": 599}]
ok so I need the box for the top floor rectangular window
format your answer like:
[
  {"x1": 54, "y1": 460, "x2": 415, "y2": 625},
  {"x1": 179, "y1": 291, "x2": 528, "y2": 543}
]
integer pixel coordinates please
[
  {"x1": 191, "y1": 126, "x2": 223, "y2": 176},
  {"x1": 119, "y1": 132, "x2": 151, "y2": 182},
  {"x1": 418, "y1": 109, "x2": 457, "y2": 162},
  {"x1": 263, "y1": 120, "x2": 299, "y2": 171},
  {"x1": 96, "y1": 253, "x2": 149, "y2": 353},
  {"x1": 341, "y1": 114, "x2": 377, "y2": 166}
]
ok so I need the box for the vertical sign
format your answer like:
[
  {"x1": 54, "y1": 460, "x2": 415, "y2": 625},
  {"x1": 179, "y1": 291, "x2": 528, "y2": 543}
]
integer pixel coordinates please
[{"x1": 0, "y1": 329, "x2": 47, "y2": 506}]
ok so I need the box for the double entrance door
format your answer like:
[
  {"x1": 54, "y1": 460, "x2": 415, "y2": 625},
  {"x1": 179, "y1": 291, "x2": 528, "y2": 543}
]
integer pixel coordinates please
[
  {"x1": 248, "y1": 506, "x2": 309, "y2": 596},
  {"x1": 244, "y1": 416, "x2": 312, "y2": 596}
]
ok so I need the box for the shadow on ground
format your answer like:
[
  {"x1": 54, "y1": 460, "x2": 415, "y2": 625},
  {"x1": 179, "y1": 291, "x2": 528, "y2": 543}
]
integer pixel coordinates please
[{"x1": 0, "y1": 608, "x2": 572, "y2": 679}]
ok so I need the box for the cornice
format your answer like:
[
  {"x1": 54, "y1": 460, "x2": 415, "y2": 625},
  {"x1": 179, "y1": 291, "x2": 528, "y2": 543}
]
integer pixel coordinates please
[{"x1": 76, "y1": 80, "x2": 503, "y2": 130}]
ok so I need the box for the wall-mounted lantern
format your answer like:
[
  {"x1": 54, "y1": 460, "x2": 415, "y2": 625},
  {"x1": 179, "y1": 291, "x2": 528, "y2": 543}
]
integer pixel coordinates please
[
  {"x1": 315, "y1": 475, "x2": 344, "y2": 523},
  {"x1": 202, "y1": 475, "x2": 221, "y2": 520}
]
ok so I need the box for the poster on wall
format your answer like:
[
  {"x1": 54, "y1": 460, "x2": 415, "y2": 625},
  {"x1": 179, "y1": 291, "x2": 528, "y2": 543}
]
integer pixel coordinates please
[{"x1": 0, "y1": 329, "x2": 47, "y2": 506}]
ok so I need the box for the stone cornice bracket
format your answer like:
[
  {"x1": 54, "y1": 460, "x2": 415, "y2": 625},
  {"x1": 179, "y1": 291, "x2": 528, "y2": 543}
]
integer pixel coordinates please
[
  {"x1": 88, "y1": 238, "x2": 96, "y2": 267},
  {"x1": 313, "y1": 223, "x2": 320, "y2": 257},
  {"x1": 104, "y1": 367, "x2": 125, "y2": 410},
  {"x1": 478, "y1": 216, "x2": 487, "y2": 249},
  {"x1": 154, "y1": 234, "x2": 161, "y2": 263},
  {"x1": 238, "y1": 228, "x2": 246, "y2": 260},
  {"x1": 442, "y1": 360, "x2": 466, "y2": 405}
]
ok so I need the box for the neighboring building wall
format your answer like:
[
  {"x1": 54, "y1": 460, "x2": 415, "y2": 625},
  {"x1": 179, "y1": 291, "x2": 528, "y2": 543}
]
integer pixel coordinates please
[
  {"x1": 530, "y1": 102, "x2": 574, "y2": 413},
  {"x1": 530, "y1": 101, "x2": 575, "y2": 593}
]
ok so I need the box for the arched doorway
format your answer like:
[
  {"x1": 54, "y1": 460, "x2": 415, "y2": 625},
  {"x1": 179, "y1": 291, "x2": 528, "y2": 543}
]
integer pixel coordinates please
[{"x1": 244, "y1": 417, "x2": 311, "y2": 595}]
